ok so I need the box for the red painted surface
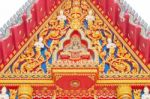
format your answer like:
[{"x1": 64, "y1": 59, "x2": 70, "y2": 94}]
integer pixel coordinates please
[
  {"x1": 11, "y1": 17, "x2": 27, "y2": 50},
  {"x1": 117, "y1": 13, "x2": 130, "y2": 38},
  {"x1": 34, "y1": 98, "x2": 52, "y2": 99},
  {"x1": 56, "y1": 76, "x2": 95, "y2": 90},
  {"x1": 46, "y1": 0, "x2": 56, "y2": 14},
  {"x1": 139, "y1": 36, "x2": 150, "y2": 63},
  {"x1": 32, "y1": 86, "x2": 56, "y2": 99},
  {"x1": 0, "y1": 42, "x2": 3, "y2": 70},
  {"x1": 98, "y1": 97, "x2": 117, "y2": 99},
  {"x1": 35, "y1": 0, "x2": 47, "y2": 24},
  {"x1": 128, "y1": 24, "x2": 141, "y2": 49},
  {"x1": 0, "y1": 35, "x2": 15, "y2": 64},
  {"x1": 57, "y1": 97, "x2": 94, "y2": 99},
  {"x1": 107, "y1": 2, "x2": 120, "y2": 25},
  {"x1": 26, "y1": 4, "x2": 37, "y2": 37},
  {"x1": 96, "y1": 0, "x2": 107, "y2": 14}
]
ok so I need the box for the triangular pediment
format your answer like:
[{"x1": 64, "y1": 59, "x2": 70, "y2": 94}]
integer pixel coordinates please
[{"x1": 1, "y1": 0, "x2": 149, "y2": 78}]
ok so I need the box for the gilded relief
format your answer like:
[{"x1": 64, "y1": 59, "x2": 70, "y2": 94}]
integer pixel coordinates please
[{"x1": 8, "y1": 0, "x2": 145, "y2": 76}]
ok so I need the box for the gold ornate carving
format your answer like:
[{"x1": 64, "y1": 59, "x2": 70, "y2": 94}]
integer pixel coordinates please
[
  {"x1": 3, "y1": 0, "x2": 147, "y2": 77},
  {"x1": 18, "y1": 85, "x2": 33, "y2": 99},
  {"x1": 10, "y1": 89, "x2": 17, "y2": 99},
  {"x1": 133, "y1": 89, "x2": 141, "y2": 99},
  {"x1": 117, "y1": 85, "x2": 132, "y2": 99}
]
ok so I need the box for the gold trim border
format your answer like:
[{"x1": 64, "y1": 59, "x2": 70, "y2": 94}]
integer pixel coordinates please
[
  {"x1": 0, "y1": 80, "x2": 54, "y2": 84},
  {"x1": 97, "y1": 80, "x2": 150, "y2": 84},
  {"x1": 1, "y1": 79, "x2": 150, "y2": 84},
  {"x1": 52, "y1": 68, "x2": 98, "y2": 73}
]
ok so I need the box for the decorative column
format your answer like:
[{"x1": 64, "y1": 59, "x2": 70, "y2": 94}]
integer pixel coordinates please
[
  {"x1": 133, "y1": 89, "x2": 141, "y2": 99},
  {"x1": 117, "y1": 85, "x2": 132, "y2": 99},
  {"x1": 18, "y1": 85, "x2": 33, "y2": 99}
]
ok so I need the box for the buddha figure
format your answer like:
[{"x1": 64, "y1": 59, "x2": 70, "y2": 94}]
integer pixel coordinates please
[
  {"x1": 142, "y1": 86, "x2": 150, "y2": 99},
  {"x1": 59, "y1": 31, "x2": 93, "y2": 61},
  {"x1": 34, "y1": 37, "x2": 44, "y2": 49},
  {"x1": 65, "y1": 35, "x2": 86, "y2": 51},
  {"x1": 106, "y1": 38, "x2": 116, "y2": 56},
  {"x1": 0, "y1": 87, "x2": 9, "y2": 99},
  {"x1": 57, "y1": 10, "x2": 67, "y2": 29},
  {"x1": 34, "y1": 37, "x2": 45, "y2": 60},
  {"x1": 85, "y1": 9, "x2": 95, "y2": 29}
]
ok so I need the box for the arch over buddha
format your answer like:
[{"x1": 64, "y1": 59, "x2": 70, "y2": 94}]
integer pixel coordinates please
[{"x1": 52, "y1": 29, "x2": 99, "y2": 67}]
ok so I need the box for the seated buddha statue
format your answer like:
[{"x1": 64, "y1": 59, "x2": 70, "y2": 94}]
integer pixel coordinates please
[{"x1": 59, "y1": 31, "x2": 92, "y2": 61}]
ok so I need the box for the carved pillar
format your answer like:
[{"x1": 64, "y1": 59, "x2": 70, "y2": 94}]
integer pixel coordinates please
[
  {"x1": 133, "y1": 89, "x2": 141, "y2": 99},
  {"x1": 117, "y1": 85, "x2": 132, "y2": 99},
  {"x1": 18, "y1": 85, "x2": 33, "y2": 99}
]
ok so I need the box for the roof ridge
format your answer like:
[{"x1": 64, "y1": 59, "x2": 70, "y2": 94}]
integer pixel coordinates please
[
  {"x1": 0, "y1": 0, "x2": 36, "y2": 39},
  {"x1": 118, "y1": 0, "x2": 150, "y2": 38}
]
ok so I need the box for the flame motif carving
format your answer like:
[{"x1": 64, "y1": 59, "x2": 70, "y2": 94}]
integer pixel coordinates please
[{"x1": 9, "y1": 0, "x2": 144, "y2": 76}]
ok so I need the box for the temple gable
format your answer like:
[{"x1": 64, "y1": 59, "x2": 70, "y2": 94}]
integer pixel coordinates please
[
  {"x1": 0, "y1": 0, "x2": 150, "y2": 99},
  {"x1": 1, "y1": 0, "x2": 148, "y2": 75}
]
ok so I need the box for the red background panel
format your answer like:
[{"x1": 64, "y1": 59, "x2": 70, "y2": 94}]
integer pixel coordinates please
[
  {"x1": 0, "y1": 43, "x2": 2, "y2": 65},
  {"x1": 11, "y1": 21, "x2": 27, "y2": 50},
  {"x1": 56, "y1": 76, "x2": 95, "y2": 90},
  {"x1": 128, "y1": 24, "x2": 141, "y2": 49},
  {"x1": 26, "y1": 4, "x2": 37, "y2": 36},
  {"x1": 98, "y1": 98, "x2": 116, "y2": 99},
  {"x1": 107, "y1": 3, "x2": 120, "y2": 25},
  {"x1": 96, "y1": 0, "x2": 107, "y2": 14},
  {"x1": 46, "y1": 0, "x2": 56, "y2": 14},
  {"x1": 139, "y1": 36, "x2": 150, "y2": 63},
  {"x1": 35, "y1": 0, "x2": 47, "y2": 24},
  {"x1": 117, "y1": 14, "x2": 130, "y2": 38},
  {"x1": 0, "y1": 35, "x2": 15, "y2": 64}
]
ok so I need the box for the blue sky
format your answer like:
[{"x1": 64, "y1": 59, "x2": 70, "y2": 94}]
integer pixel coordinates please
[{"x1": 0, "y1": 0, "x2": 150, "y2": 28}]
